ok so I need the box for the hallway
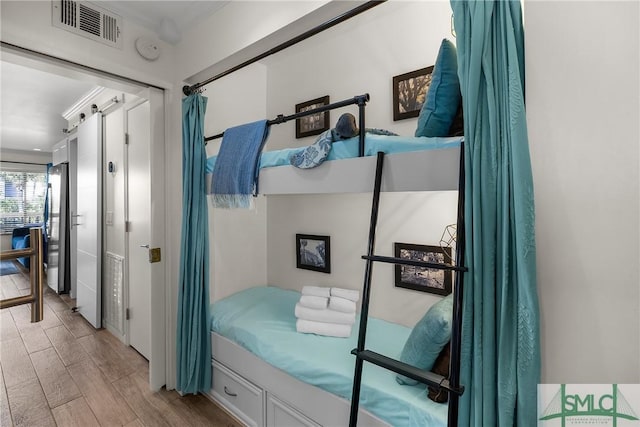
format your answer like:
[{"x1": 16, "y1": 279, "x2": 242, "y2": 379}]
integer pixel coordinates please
[{"x1": 0, "y1": 263, "x2": 239, "y2": 426}]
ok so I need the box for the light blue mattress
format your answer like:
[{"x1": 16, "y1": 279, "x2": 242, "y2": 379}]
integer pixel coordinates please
[
  {"x1": 206, "y1": 134, "x2": 463, "y2": 174},
  {"x1": 210, "y1": 286, "x2": 448, "y2": 427}
]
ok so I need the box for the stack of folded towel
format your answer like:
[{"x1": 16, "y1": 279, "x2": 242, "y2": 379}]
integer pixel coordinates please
[{"x1": 295, "y1": 286, "x2": 360, "y2": 338}]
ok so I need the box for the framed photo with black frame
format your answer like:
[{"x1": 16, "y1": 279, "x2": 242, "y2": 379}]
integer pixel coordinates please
[
  {"x1": 296, "y1": 234, "x2": 331, "y2": 273},
  {"x1": 295, "y1": 96, "x2": 330, "y2": 138},
  {"x1": 392, "y1": 66, "x2": 434, "y2": 121},
  {"x1": 394, "y1": 242, "x2": 452, "y2": 295}
]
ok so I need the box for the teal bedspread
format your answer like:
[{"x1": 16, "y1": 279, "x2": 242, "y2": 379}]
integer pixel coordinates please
[
  {"x1": 206, "y1": 134, "x2": 463, "y2": 174},
  {"x1": 210, "y1": 286, "x2": 448, "y2": 427}
]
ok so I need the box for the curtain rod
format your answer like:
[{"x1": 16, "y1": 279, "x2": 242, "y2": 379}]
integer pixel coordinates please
[{"x1": 183, "y1": 1, "x2": 387, "y2": 96}]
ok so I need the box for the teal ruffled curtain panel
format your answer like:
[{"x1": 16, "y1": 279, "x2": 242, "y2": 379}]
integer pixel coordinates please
[
  {"x1": 177, "y1": 94, "x2": 212, "y2": 394},
  {"x1": 451, "y1": 1, "x2": 540, "y2": 425}
]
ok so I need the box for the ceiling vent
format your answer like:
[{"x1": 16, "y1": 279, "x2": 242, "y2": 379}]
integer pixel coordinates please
[{"x1": 52, "y1": 0, "x2": 122, "y2": 49}]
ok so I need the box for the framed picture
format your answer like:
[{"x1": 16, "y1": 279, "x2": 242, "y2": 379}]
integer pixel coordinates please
[
  {"x1": 295, "y1": 96, "x2": 330, "y2": 138},
  {"x1": 392, "y1": 66, "x2": 434, "y2": 121},
  {"x1": 296, "y1": 234, "x2": 331, "y2": 273},
  {"x1": 394, "y1": 242, "x2": 452, "y2": 295}
]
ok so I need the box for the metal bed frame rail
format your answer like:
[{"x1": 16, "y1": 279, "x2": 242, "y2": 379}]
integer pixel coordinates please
[{"x1": 204, "y1": 94, "x2": 370, "y2": 158}]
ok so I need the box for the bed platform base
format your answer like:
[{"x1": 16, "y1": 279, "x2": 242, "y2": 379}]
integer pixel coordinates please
[
  {"x1": 258, "y1": 146, "x2": 460, "y2": 195},
  {"x1": 207, "y1": 332, "x2": 389, "y2": 427}
]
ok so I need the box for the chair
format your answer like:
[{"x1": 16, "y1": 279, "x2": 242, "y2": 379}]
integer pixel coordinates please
[{"x1": 11, "y1": 224, "x2": 47, "y2": 270}]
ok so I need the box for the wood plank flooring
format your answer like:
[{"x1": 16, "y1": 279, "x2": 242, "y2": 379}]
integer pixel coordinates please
[{"x1": 0, "y1": 264, "x2": 240, "y2": 426}]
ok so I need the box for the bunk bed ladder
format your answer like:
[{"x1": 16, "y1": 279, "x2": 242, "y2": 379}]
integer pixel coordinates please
[{"x1": 349, "y1": 147, "x2": 467, "y2": 427}]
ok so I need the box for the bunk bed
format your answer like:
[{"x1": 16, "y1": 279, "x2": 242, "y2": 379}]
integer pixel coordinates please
[
  {"x1": 182, "y1": 3, "x2": 467, "y2": 426},
  {"x1": 200, "y1": 95, "x2": 465, "y2": 427},
  {"x1": 204, "y1": 97, "x2": 461, "y2": 194},
  {"x1": 208, "y1": 286, "x2": 450, "y2": 427},
  {"x1": 204, "y1": 105, "x2": 464, "y2": 195}
]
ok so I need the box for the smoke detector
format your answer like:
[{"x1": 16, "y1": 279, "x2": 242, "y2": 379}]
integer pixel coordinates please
[{"x1": 135, "y1": 37, "x2": 161, "y2": 61}]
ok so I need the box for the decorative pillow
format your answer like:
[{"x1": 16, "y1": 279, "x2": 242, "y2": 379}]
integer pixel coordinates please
[
  {"x1": 396, "y1": 293, "x2": 453, "y2": 386},
  {"x1": 415, "y1": 39, "x2": 461, "y2": 138},
  {"x1": 427, "y1": 342, "x2": 450, "y2": 403},
  {"x1": 289, "y1": 129, "x2": 333, "y2": 169}
]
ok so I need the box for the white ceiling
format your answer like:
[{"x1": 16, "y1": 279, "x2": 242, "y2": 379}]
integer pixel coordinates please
[
  {"x1": 106, "y1": 1, "x2": 230, "y2": 44},
  {"x1": 0, "y1": 61, "x2": 98, "y2": 152},
  {"x1": 0, "y1": 1, "x2": 229, "y2": 154}
]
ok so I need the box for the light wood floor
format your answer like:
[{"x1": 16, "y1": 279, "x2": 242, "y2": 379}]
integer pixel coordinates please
[{"x1": 0, "y1": 263, "x2": 240, "y2": 427}]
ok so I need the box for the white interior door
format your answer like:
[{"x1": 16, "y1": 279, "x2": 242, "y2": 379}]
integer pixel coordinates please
[
  {"x1": 126, "y1": 100, "x2": 151, "y2": 359},
  {"x1": 76, "y1": 114, "x2": 102, "y2": 328}
]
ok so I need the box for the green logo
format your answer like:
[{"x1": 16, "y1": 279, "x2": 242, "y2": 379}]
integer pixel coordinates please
[{"x1": 540, "y1": 384, "x2": 639, "y2": 426}]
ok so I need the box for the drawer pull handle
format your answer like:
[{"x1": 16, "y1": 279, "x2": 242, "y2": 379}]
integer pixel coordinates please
[{"x1": 224, "y1": 386, "x2": 237, "y2": 397}]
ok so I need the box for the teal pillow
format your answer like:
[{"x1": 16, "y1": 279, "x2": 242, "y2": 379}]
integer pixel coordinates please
[
  {"x1": 415, "y1": 39, "x2": 461, "y2": 137},
  {"x1": 396, "y1": 293, "x2": 453, "y2": 385}
]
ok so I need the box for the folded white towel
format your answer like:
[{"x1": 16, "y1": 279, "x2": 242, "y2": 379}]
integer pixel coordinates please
[
  {"x1": 294, "y1": 303, "x2": 356, "y2": 325},
  {"x1": 301, "y1": 285, "x2": 331, "y2": 298},
  {"x1": 299, "y1": 295, "x2": 329, "y2": 310},
  {"x1": 296, "y1": 319, "x2": 352, "y2": 338},
  {"x1": 330, "y1": 287, "x2": 360, "y2": 302},
  {"x1": 328, "y1": 296, "x2": 356, "y2": 314}
]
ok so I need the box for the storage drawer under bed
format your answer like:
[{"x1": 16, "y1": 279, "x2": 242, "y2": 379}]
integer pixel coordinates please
[{"x1": 210, "y1": 360, "x2": 264, "y2": 427}]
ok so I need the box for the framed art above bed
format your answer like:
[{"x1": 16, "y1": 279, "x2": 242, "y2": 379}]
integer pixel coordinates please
[
  {"x1": 296, "y1": 234, "x2": 331, "y2": 273},
  {"x1": 392, "y1": 66, "x2": 433, "y2": 121},
  {"x1": 295, "y1": 96, "x2": 330, "y2": 138},
  {"x1": 394, "y1": 242, "x2": 452, "y2": 295}
]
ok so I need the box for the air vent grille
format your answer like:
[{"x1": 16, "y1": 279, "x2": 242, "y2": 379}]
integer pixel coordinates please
[
  {"x1": 60, "y1": 0, "x2": 76, "y2": 27},
  {"x1": 52, "y1": 0, "x2": 122, "y2": 49},
  {"x1": 79, "y1": 4, "x2": 100, "y2": 37},
  {"x1": 103, "y1": 14, "x2": 118, "y2": 43}
]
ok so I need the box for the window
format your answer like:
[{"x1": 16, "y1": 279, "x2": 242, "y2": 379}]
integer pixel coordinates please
[{"x1": 0, "y1": 164, "x2": 48, "y2": 234}]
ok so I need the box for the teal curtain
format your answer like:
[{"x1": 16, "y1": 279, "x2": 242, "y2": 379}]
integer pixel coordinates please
[
  {"x1": 177, "y1": 93, "x2": 211, "y2": 394},
  {"x1": 451, "y1": 1, "x2": 540, "y2": 425}
]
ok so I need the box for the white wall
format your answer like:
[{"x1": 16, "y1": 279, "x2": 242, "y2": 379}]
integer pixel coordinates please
[
  {"x1": 202, "y1": 64, "x2": 269, "y2": 302},
  {"x1": 267, "y1": 192, "x2": 458, "y2": 326},
  {"x1": 525, "y1": 1, "x2": 640, "y2": 383}
]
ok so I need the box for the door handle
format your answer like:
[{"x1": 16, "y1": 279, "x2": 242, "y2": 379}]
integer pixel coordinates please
[
  {"x1": 71, "y1": 213, "x2": 82, "y2": 228},
  {"x1": 140, "y1": 244, "x2": 150, "y2": 248}
]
